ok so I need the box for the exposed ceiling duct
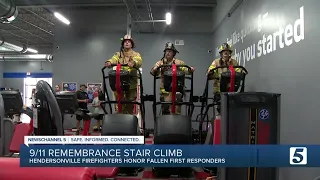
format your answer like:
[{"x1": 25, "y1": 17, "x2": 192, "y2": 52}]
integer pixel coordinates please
[
  {"x1": 0, "y1": 46, "x2": 14, "y2": 51},
  {"x1": 0, "y1": 54, "x2": 53, "y2": 62},
  {"x1": 0, "y1": 36, "x2": 27, "y2": 53},
  {"x1": 0, "y1": 0, "x2": 18, "y2": 23}
]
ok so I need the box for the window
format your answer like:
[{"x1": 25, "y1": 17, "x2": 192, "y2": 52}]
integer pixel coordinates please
[{"x1": 23, "y1": 78, "x2": 52, "y2": 107}]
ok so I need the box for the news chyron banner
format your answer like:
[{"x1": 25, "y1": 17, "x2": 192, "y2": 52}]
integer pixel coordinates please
[
  {"x1": 20, "y1": 136, "x2": 319, "y2": 167},
  {"x1": 23, "y1": 136, "x2": 145, "y2": 145}
]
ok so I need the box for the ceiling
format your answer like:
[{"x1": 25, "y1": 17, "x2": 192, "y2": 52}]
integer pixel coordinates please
[
  {"x1": 14, "y1": 0, "x2": 216, "y2": 7},
  {"x1": 0, "y1": 0, "x2": 216, "y2": 53}
]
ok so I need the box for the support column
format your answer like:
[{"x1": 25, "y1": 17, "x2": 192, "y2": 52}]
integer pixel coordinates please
[{"x1": 126, "y1": 13, "x2": 132, "y2": 36}]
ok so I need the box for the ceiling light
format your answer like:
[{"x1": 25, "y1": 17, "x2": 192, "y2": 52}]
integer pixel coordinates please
[
  {"x1": 165, "y1": 12, "x2": 172, "y2": 25},
  {"x1": 27, "y1": 54, "x2": 47, "y2": 59},
  {"x1": 27, "y1": 48, "x2": 38, "y2": 53},
  {"x1": 54, "y1": 12, "x2": 70, "y2": 25}
]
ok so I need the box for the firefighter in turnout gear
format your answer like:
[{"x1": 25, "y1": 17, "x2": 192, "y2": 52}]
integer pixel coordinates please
[
  {"x1": 105, "y1": 35, "x2": 143, "y2": 114},
  {"x1": 206, "y1": 43, "x2": 245, "y2": 112},
  {"x1": 150, "y1": 42, "x2": 195, "y2": 114}
]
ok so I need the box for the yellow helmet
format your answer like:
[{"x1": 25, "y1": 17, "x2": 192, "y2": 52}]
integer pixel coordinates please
[{"x1": 219, "y1": 43, "x2": 232, "y2": 53}]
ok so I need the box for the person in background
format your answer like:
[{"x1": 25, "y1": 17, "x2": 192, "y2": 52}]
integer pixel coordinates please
[
  {"x1": 97, "y1": 87, "x2": 105, "y2": 101},
  {"x1": 105, "y1": 34, "x2": 143, "y2": 114},
  {"x1": 75, "y1": 84, "x2": 90, "y2": 135},
  {"x1": 150, "y1": 42, "x2": 195, "y2": 115},
  {"x1": 55, "y1": 85, "x2": 61, "y2": 92},
  {"x1": 97, "y1": 87, "x2": 106, "y2": 115},
  {"x1": 92, "y1": 91, "x2": 104, "y2": 131},
  {"x1": 30, "y1": 88, "x2": 36, "y2": 109}
]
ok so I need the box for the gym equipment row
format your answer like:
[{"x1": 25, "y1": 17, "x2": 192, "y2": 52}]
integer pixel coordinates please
[
  {"x1": 0, "y1": 90, "x2": 33, "y2": 157},
  {"x1": 0, "y1": 63, "x2": 281, "y2": 180}
]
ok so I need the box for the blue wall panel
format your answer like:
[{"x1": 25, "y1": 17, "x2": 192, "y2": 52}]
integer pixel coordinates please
[{"x1": 3, "y1": 72, "x2": 53, "y2": 78}]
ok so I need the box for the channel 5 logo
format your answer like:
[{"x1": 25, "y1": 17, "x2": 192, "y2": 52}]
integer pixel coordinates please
[{"x1": 289, "y1": 147, "x2": 307, "y2": 165}]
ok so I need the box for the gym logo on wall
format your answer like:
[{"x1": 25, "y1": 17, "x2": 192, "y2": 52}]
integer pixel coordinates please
[{"x1": 259, "y1": 109, "x2": 269, "y2": 120}]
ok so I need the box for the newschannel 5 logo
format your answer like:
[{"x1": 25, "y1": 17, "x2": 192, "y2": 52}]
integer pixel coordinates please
[{"x1": 290, "y1": 147, "x2": 307, "y2": 165}]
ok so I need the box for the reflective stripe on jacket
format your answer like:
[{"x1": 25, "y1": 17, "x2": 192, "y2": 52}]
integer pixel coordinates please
[
  {"x1": 150, "y1": 58, "x2": 190, "y2": 94},
  {"x1": 206, "y1": 58, "x2": 241, "y2": 93},
  {"x1": 106, "y1": 49, "x2": 142, "y2": 89}
]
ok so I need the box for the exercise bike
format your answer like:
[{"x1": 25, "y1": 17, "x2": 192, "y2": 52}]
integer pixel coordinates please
[
  {"x1": 199, "y1": 65, "x2": 248, "y2": 176},
  {"x1": 101, "y1": 63, "x2": 146, "y2": 176},
  {"x1": 150, "y1": 63, "x2": 195, "y2": 178}
]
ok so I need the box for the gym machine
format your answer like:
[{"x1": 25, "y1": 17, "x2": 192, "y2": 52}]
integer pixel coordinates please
[
  {"x1": 101, "y1": 63, "x2": 146, "y2": 176},
  {"x1": 1, "y1": 90, "x2": 33, "y2": 121},
  {"x1": 56, "y1": 91, "x2": 99, "y2": 135},
  {"x1": 200, "y1": 65, "x2": 248, "y2": 176},
  {"x1": 151, "y1": 64, "x2": 195, "y2": 178},
  {"x1": 200, "y1": 65, "x2": 281, "y2": 180},
  {"x1": 0, "y1": 90, "x2": 31, "y2": 156},
  {"x1": 199, "y1": 65, "x2": 248, "y2": 143},
  {"x1": 0, "y1": 92, "x2": 8, "y2": 156},
  {"x1": 101, "y1": 63, "x2": 145, "y2": 136},
  {"x1": 1, "y1": 90, "x2": 24, "y2": 119},
  {"x1": 32, "y1": 80, "x2": 63, "y2": 136},
  {"x1": 55, "y1": 91, "x2": 78, "y2": 126},
  {"x1": 218, "y1": 92, "x2": 280, "y2": 180}
]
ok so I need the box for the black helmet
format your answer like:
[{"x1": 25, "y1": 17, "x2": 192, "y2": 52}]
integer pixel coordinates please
[
  {"x1": 219, "y1": 43, "x2": 232, "y2": 53},
  {"x1": 163, "y1": 42, "x2": 179, "y2": 53}
]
